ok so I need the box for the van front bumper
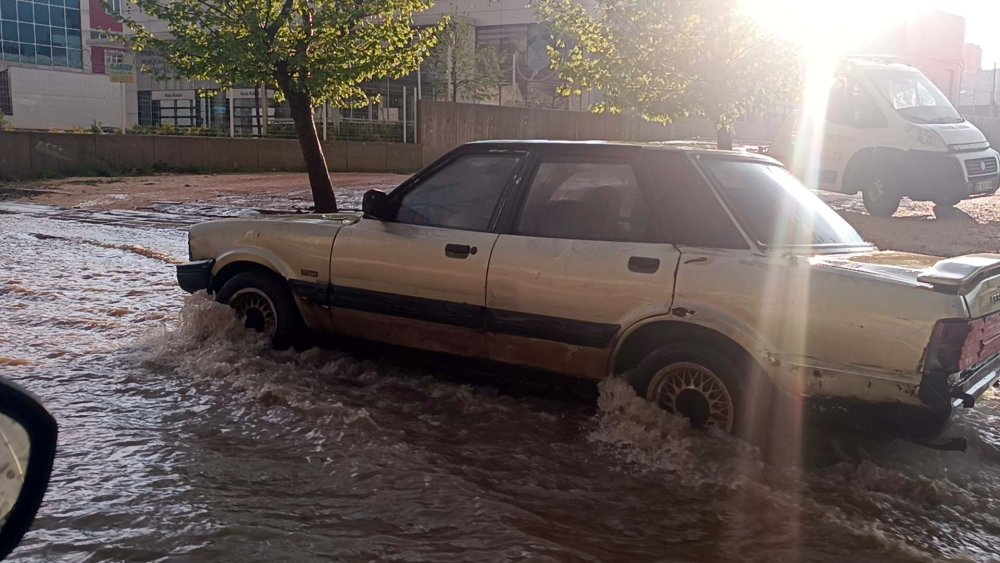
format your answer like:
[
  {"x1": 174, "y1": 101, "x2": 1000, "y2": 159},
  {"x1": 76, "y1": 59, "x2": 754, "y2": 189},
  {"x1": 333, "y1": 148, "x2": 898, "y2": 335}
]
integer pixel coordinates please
[{"x1": 901, "y1": 148, "x2": 1000, "y2": 200}]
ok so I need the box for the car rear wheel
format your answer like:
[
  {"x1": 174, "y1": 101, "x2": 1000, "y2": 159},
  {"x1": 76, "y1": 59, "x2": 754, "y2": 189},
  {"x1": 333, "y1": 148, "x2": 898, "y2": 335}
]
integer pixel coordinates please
[
  {"x1": 625, "y1": 342, "x2": 774, "y2": 442},
  {"x1": 862, "y1": 175, "x2": 901, "y2": 217},
  {"x1": 216, "y1": 271, "x2": 305, "y2": 350}
]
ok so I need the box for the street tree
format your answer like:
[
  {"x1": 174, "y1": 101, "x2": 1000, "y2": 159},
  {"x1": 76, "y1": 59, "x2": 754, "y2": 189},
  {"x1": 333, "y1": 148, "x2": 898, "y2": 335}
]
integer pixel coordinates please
[
  {"x1": 536, "y1": 0, "x2": 802, "y2": 149},
  {"x1": 120, "y1": 0, "x2": 445, "y2": 212},
  {"x1": 424, "y1": 16, "x2": 509, "y2": 103}
]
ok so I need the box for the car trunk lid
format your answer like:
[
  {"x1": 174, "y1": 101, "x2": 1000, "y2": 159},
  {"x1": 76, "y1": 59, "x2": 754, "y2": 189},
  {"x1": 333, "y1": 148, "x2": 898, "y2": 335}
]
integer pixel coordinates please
[
  {"x1": 814, "y1": 251, "x2": 938, "y2": 286},
  {"x1": 917, "y1": 254, "x2": 1000, "y2": 317},
  {"x1": 818, "y1": 251, "x2": 1000, "y2": 318}
]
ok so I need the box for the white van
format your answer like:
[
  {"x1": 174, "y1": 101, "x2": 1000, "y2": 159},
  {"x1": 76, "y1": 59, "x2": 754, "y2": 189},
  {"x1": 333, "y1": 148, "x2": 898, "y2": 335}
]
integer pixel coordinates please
[{"x1": 770, "y1": 57, "x2": 1000, "y2": 216}]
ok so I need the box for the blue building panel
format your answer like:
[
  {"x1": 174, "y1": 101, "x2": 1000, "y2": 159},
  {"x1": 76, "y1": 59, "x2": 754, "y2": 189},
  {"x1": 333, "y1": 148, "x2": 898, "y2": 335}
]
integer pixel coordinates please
[{"x1": 0, "y1": 0, "x2": 82, "y2": 68}]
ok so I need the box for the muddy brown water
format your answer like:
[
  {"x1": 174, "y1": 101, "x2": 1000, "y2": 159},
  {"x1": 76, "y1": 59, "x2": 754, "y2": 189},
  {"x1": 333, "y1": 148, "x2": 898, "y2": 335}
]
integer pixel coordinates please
[{"x1": 2, "y1": 212, "x2": 1000, "y2": 562}]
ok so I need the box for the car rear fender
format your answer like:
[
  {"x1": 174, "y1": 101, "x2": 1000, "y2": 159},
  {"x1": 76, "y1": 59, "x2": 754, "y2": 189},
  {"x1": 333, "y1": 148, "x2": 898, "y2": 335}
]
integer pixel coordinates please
[{"x1": 611, "y1": 306, "x2": 778, "y2": 384}]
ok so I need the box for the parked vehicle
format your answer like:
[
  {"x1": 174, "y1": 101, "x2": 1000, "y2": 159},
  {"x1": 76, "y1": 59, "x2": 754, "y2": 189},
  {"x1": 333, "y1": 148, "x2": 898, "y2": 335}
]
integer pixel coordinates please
[
  {"x1": 178, "y1": 141, "x2": 1000, "y2": 441},
  {"x1": 770, "y1": 56, "x2": 1000, "y2": 217}
]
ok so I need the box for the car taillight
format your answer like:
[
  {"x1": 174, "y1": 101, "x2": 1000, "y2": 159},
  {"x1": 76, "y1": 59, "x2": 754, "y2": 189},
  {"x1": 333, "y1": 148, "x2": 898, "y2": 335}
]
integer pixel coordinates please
[{"x1": 922, "y1": 319, "x2": 972, "y2": 374}]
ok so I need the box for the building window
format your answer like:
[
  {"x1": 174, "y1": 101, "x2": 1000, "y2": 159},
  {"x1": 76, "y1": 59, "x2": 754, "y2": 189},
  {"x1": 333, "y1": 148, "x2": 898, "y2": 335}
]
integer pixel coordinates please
[
  {"x1": 0, "y1": 0, "x2": 82, "y2": 69},
  {"x1": 107, "y1": 0, "x2": 121, "y2": 15},
  {"x1": 0, "y1": 69, "x2": 11, "y2": 116}
]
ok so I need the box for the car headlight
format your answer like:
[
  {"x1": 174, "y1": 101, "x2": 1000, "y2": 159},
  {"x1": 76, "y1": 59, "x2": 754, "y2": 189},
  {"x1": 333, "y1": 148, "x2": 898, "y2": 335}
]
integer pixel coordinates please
[{"x1": 905, "y1": 123, "x2": 946, "y2": 149}]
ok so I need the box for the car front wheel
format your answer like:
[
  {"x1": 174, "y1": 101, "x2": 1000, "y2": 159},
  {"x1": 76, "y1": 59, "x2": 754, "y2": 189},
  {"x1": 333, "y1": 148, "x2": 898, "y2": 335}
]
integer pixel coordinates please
[
  {"x1": 625, "y1": 342, "x2": 773, "y2": 442},
  {"x1": 215, "y1": 270, "x2": 305, "y2": 349}
]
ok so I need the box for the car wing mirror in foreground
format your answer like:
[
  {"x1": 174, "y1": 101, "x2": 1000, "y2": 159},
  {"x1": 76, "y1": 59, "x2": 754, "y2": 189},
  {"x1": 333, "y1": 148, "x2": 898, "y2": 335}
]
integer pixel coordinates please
[
  {"x1": 0, "y1": 379, "x2": 57, "y2": 561},
  {"x1": 362, "y1": 189, "x2": 393, "y2": 221}
]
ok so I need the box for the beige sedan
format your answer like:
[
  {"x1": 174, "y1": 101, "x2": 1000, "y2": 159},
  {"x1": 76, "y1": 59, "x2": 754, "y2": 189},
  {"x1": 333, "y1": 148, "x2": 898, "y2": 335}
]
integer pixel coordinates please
[{"x1": 177, "y1": 141, "x2": 1000, "y2": 443}]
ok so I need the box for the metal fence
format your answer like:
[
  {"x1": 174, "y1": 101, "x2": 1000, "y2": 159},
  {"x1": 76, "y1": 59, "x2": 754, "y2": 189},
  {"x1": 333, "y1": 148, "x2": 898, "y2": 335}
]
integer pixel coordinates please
[
  {"x1": 0, "y1": 69, "x2": 11, "y2": 117},
  {"x1": 133, "y1": 81, "x2": 419, "y2": 143}
]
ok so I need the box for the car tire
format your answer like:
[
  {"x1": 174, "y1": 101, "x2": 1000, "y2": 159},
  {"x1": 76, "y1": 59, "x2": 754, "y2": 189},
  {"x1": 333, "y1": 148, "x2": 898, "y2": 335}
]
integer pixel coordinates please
[
  {"x1": 861, "y1": 173, "x2": 901, "y2": 217},
  {"x1": 625, "y1": 342, "x2": 775, "y2": 443},
  {"x1": 216, "y1": 270, "x2": 306, "y2": 350}
]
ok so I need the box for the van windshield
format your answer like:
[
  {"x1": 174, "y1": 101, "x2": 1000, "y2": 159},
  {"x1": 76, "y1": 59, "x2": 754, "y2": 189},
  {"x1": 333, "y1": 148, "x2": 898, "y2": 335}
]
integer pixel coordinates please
[
  {"x1": 700, "y1": 158, "x2": 868, "y2": 249},
  {"x1": 865, "y1": 68, "x2": 963, "y2": 124}
]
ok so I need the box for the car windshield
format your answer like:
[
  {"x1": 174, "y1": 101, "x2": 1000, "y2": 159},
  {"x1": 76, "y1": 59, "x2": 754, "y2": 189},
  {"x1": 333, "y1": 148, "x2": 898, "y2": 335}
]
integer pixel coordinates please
[
  {"x1": 865, "y1": 68, "x2": 963, "y2": 124},
  {"x1": 701, "y1": 158, "x2": 868, "y2": 248}
]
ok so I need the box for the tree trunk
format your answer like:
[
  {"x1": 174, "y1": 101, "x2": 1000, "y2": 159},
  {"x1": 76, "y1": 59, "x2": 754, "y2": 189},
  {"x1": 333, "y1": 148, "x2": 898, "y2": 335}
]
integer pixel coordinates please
[
  {"x1": 716, "y1": 124, "x2": 734, "y2": 151},
  {"x1": 275, "y1": 72, "x2": 338, "y2": 213}
]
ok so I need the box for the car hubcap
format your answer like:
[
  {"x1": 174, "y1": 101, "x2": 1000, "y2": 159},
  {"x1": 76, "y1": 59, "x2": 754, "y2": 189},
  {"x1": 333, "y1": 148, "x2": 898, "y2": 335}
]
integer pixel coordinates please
[
  {"x1": 648, "y1": 362, "x2": 735, "y2": 432},
  {"x1": 229, "y1": 288, "x2": 277, "y2": 336}
]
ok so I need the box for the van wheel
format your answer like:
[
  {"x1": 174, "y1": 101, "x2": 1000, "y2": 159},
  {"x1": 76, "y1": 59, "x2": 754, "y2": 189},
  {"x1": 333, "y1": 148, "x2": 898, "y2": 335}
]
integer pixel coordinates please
[
  {"x1": 862, "y1": 175, "x2": 901, "y2": 217},
  {"x1": 216, "y1": 271, "x2": 305, "y2": 350},
  {"x1": 931, "y1": 192, "x2": 963, "y2": 207},
  {"x1": 625, "y1": 342, "x2": 773, "y2": 441}
]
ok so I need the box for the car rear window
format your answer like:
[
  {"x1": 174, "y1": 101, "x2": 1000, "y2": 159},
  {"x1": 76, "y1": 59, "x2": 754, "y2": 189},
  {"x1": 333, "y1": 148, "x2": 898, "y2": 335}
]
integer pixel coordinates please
[{"x1": 700, "y1": 158, "x2": 866, "y2": 247}]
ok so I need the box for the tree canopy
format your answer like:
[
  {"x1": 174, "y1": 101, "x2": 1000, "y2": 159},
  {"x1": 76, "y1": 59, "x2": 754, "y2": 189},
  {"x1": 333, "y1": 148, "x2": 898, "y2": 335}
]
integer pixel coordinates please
[
  {"x1": 536, "y1": 0, "x2": 803, "y2": 149},
  {"x1": 120, "y1": 0, "x2": 445, "y2": 211},
  {"x1": 423, "y1": 16, "x2": 510, "y2": 103}
]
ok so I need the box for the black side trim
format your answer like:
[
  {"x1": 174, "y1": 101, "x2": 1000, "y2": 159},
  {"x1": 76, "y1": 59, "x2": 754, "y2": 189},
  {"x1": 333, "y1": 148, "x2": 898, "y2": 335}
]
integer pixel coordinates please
[
  {"x1": 321, "y1": 284, "x2": 620, "y2": 348},
  {"x1": 485, "y1": 308, "x2": 618, "y2": 348},
  {"x1": 176, "y1": 259, "x2": 214, "y2": 293},
  {"x1": 289, "y1": 279, "x2": 329, "y2": 304},
  {"x1": 331, "y1": 285, "x2": 483, "y2": 329}
]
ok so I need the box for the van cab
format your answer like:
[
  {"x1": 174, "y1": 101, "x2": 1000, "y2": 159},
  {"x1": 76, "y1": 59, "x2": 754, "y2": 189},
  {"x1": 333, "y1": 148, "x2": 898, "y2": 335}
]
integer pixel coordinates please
[{"x1": 771, "y1": 56, "x2": 1000, "y2": 216}]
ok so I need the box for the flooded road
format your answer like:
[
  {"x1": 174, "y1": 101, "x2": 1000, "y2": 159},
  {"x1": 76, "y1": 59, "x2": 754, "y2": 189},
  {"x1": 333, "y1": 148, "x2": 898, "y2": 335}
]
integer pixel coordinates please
[{"x1": 3, "y1": 211, "x2": 1000, "y2": 562}]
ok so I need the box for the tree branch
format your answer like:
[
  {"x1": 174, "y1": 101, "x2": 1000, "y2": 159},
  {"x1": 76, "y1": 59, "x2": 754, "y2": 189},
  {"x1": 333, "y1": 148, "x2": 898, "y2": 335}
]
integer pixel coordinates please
[{"x1": 265, "y1": 0, "x2": 295, "y2": 41}]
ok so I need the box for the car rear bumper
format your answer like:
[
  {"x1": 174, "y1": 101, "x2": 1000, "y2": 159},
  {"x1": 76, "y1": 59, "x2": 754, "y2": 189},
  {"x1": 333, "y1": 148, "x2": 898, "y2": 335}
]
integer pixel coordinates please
[
  {"x1": 932, "y1": 352, "x2": 1000, "y2": 410},
  {"x1": 807, "y1": 356, "x2": 1000, "y2": 440},
  {"x1": 176, "y1": 259, "x2": 214, "y2": 293}
]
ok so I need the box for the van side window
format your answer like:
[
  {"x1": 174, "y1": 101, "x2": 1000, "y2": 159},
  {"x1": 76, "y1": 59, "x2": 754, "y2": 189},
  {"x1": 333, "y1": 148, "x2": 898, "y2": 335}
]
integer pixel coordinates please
[
  {"x1": 516, "y1": 161, "x2": 651, "y2": 242},
  {"x1": 827, "y1": 81, "x2": 886, "y2": 128}
]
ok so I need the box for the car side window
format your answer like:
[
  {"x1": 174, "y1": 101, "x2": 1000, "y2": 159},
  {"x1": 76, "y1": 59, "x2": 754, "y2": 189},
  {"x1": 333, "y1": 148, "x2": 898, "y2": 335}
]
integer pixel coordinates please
[
  {"x1": 516, "y1": 161, "x2": 651, "y2": 242},
  {"x1": 644, "y1": 152, "x2": 749, "y2": 249},
  {"x1": 395, "y1": 153, "x2": 522, "y2": 231}
]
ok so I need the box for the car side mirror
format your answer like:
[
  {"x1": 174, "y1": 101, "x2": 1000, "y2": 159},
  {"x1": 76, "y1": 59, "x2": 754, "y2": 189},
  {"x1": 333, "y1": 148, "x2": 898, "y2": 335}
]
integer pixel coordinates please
[
  {"x1": 362, "y1": 189, "x2": 393, "y2": 221},
  {"x1": 0, "y1": 379, "x2": 57, "y2": 561}
]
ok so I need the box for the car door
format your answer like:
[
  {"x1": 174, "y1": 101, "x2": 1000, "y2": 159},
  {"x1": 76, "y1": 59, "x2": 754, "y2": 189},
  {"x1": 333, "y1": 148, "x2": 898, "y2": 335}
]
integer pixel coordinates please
[
  {"x1": 485, "y1": 148, "x2": 682, "y2": 378},
  {"x1": 329, "y1": 149, "x2": 525, "y2": 358}
]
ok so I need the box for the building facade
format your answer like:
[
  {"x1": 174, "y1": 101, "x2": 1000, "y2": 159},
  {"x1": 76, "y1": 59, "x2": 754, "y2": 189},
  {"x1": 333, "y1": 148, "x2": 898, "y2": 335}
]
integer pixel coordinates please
[{"x1": 0, "y1": 0, "x2": 138, "y2": 129}]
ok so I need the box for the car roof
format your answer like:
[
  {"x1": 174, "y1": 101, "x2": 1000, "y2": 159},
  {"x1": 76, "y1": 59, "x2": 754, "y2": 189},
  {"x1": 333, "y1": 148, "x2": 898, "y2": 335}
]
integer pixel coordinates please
[{"x1": 463, "y1": 139, "x2": 779, "y2": 164}]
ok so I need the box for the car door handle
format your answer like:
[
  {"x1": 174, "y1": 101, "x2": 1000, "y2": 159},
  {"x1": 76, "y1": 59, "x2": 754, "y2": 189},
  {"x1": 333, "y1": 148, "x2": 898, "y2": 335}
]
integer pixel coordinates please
[
  {"x1": 445, "y1": 244, "x2": 474, "y2": 259},
  {"x1": 628, "y1": 256, "x2": 660, "y2": 274}
]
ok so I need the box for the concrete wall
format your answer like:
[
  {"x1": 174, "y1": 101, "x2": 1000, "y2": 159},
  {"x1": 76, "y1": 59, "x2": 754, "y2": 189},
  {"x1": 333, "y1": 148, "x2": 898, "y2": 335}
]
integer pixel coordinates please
[
  {"x1": 0, "y1": 131, "x2": 423, "y2": 179},
  {"x1": 418, "y1": 100, "x2": 785, "y2": 163}
]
